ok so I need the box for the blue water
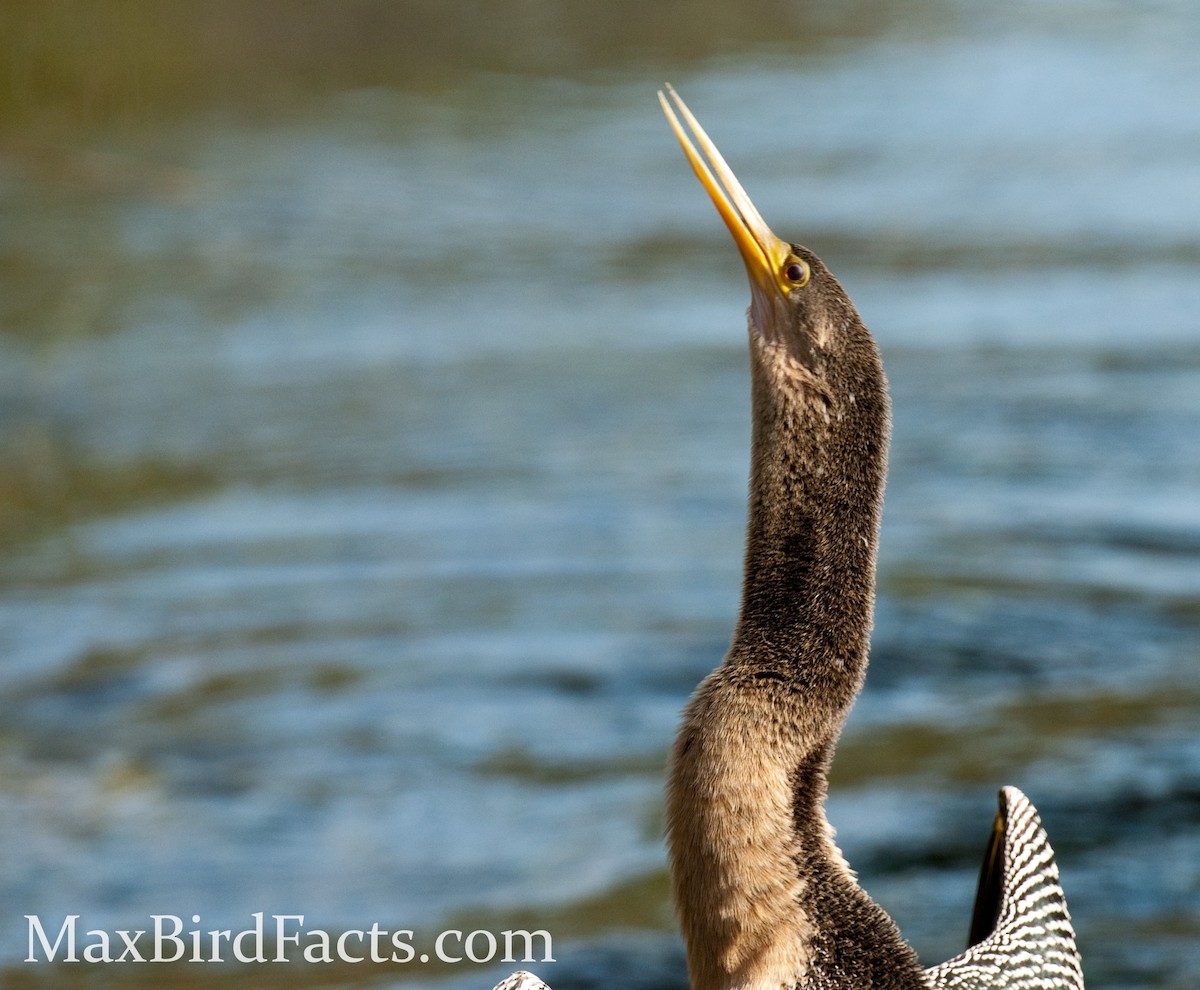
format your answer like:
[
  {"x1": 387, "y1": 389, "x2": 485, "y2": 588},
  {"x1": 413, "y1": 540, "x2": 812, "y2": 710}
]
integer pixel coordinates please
[{"x1": 1, "y1": 4, "x2": 1198, "y2": 988}]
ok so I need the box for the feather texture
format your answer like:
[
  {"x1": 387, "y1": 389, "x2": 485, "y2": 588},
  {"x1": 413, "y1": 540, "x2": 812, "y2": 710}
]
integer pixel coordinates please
[{"x1": 925, "y1": 788, "x2": 1084, "y2": 990}]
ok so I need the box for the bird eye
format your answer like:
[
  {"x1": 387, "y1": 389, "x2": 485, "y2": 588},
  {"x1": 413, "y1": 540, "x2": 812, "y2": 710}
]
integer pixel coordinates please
[{"x1": 784, "y1": 261, "x2": 810, "y2": 286}]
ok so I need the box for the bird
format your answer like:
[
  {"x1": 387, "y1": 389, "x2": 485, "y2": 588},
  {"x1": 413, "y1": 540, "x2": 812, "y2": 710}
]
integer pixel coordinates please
[
  {"x1": 656, "y1": 86, "x2": 1084, "y2": 990},
  {"x1": 493, "y1": 88, "x2": 1084, "y2": 990}
]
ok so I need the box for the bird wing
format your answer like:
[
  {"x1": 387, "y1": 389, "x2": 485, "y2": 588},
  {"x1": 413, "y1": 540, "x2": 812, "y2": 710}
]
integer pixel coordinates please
[
  {"x1": 492, "y1": 972, "x2": 552, "y2": 990},
  {"x1": 924, "y1": 786, "x2": 1085, "y2": 990}
]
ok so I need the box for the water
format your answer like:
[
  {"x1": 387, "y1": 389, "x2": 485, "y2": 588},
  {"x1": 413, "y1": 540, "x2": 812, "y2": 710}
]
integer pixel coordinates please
[{"x1": 1, "y1": 3, "x2": 1198, "y2": 988}]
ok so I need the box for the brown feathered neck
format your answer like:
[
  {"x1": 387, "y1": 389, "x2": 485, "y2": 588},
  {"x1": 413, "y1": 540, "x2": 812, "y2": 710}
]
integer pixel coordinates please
[
  {"x1": 734, "y1": 295, "x2": 888, "y2": 689},
  {"x1": 667, "y1": 252, "x2": 925, "y2": 990}
]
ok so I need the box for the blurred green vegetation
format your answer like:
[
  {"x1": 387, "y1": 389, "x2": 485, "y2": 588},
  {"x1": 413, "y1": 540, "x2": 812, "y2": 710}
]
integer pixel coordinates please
[{"x1": 0, "y1": 0, "x2": 922, "y2": 137}]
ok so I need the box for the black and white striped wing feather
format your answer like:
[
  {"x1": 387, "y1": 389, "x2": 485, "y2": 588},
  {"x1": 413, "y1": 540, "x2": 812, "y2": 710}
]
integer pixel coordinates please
[{"x1": 925, "y1": 786, "x2": 1084, "y2": 990}]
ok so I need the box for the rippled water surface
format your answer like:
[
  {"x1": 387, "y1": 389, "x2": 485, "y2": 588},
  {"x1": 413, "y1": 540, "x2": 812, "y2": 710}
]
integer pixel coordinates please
[{"x1": 2, "y1": 3, "x2": 1199, "y2": 988}]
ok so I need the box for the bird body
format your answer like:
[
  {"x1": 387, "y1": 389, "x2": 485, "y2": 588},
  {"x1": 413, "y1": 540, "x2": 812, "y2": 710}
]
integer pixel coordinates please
[
  {"x1": 493, "y1": 89, "x2": 1084, "y2": 990},
  {"x1": 659, "y1": 92, "x2": 921, "y2": 990},
  {"x1": 656, "y1": 86, "x2": 1083, "y2": 990}
]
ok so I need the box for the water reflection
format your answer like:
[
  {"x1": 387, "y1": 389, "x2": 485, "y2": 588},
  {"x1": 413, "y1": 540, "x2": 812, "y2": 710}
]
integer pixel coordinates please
[{"x1": 0, "y1": 0, "x2": 946, "y2": 134}]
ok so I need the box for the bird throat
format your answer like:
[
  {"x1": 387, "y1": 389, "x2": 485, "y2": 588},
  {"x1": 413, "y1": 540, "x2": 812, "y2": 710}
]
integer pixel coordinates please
[
  {"x1": 667, "y1": 341, "x2": 893, "y2": 990},
  {"x1": 735, "y1": 352, "x2": 881, "y2": 674}
]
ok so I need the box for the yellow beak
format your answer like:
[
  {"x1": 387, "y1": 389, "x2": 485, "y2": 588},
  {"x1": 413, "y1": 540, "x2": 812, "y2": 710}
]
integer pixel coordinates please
[{"x1": 658, "y1": 85, "x2": 794, "y2": 304}]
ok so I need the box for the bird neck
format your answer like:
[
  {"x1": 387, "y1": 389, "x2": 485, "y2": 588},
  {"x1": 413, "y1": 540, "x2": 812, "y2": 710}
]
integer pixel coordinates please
[
  {"x1": 732, "y1": 360, "x2": 885, "y2": 692},
  {"x1": 665, "y1": 351, "x2": 905, "y2": 990}
]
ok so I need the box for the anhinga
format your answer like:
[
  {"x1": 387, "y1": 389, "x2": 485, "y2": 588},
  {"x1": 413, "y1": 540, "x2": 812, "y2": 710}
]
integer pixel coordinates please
[
  {"x1": 493, "y1": 89, "x2": 1085, "y2": 990},
  {"x1": 658, "y1": 85, "x2": 1083, "y2": 990}
]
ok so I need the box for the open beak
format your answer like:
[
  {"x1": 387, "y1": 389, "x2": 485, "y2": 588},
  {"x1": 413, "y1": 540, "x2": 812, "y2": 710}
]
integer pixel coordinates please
[{"x1": 658, "y1": 85, "x2": 793, "y2": 312}]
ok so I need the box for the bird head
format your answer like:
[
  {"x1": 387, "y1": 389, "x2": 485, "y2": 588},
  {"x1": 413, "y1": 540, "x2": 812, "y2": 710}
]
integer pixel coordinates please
[{"x1": 659, "y1": 86, "x2": 883, "y2": 428}]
